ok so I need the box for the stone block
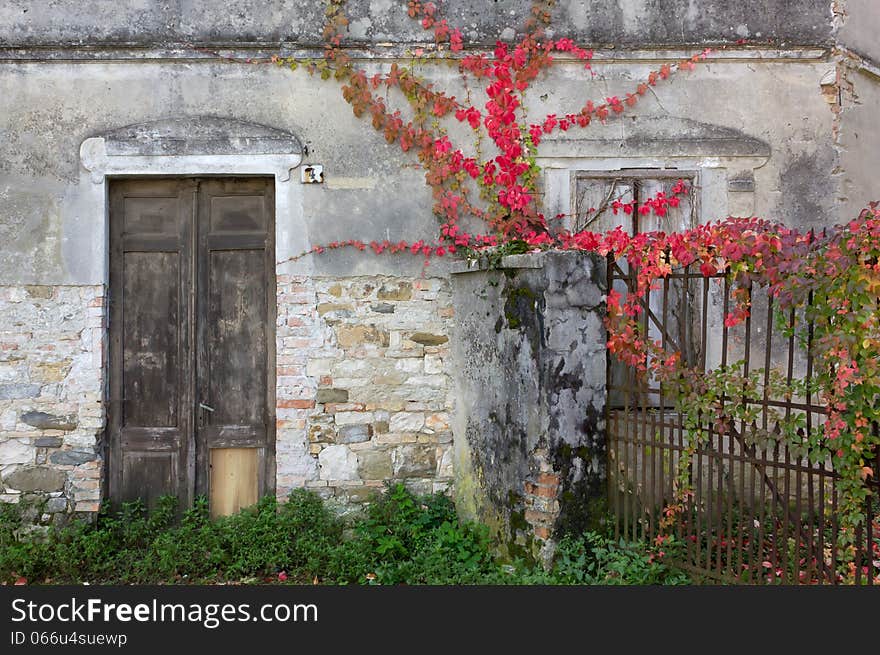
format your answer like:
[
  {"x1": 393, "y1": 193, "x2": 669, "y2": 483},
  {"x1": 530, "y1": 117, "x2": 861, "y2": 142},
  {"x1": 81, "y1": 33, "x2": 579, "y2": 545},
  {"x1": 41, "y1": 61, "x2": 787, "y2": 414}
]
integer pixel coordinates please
[
  {"x1": 31, "y1": 361, "x2": 71, "y2": 383},
  {"x1": 34, "y1": 437, "x2": 63, "y2": 448},
  {"x1": 24, "y1": 285, "x2": 54, "y2": 299},
  {"x1": 390, "y1": 385, "x2": 445, "y2": 403},
  {"x1": 48, "y1": 449, "x2": 95, "y2": 466},
  {"x1": 358, "y1": 450, "x2": 393, "y2": 480},
  {"x1": 46, "y1": 497, "x2": 69, "y2": 512},
  {"x1": 4, "y1": 466, "x2": 66, "y2": 492},
  {"x1": 373, "y1": 372, "x2": 406, "y2": 386},
  {"x1": 316, "y1": 388, "x2": 349, "y2": 404},
  {"x1": 335, "y1": 325, "x2": 389, "y2": 348},
  {"x1": 403, "y1": 375, "x2": 447, "y2": 388},
  {"x1": 390, "y1": 412, "x2": 425, "y2": 433},
  {"x1": 306, "y1": 359, "x2": 335, "y2": 376},
  {"x1": 331, "y1": 359, "x2": 373, "y2": 376},
  {"x1": 408, "y1": 332, "x2": 448, "y2": 345},
  {"x1": 394, "y1": 358, "x2": 423, "y2": 373},
  {"x1": 337, "y1": 424, "x2": 372, "y2": 444},
  {"x1": 0, "y1": 439, "x2": 33, "y2": 465},
  {"x1": 317, "y1": 302, "x2": 352, "y2": 316},
  {"x1": 437, "y1": 448, "x2": 455, "y2": 478},
  {"x1": 334, "y1": 411, "x2": 374, "y2": 426},
  {"x1": 324, "y1": 402, "x2": 365, "y2": 413},
  {"x1": 318, "y1": 445, "x2": 359, "y2": 481},
  {"x1": 308, "y1": 424, "x2": 333, "y2": 443},
  {"x1": 0, "y1": 384, "x2": 41, "y2": 400},
  {"x1": 424, "y1": 355, "x2": 444, "y2": 374},
  {"x1": 425, "y1": 413, "x2": 450, "y2": 432},
  {"x1": 371, "y1": 303, "x2": 395, "y2": 314},
  {"x1": 377, "y1": 282, "x2": 412, "y2": 301},
  {"x1": 21, "y1": 411, "x2": 77, "y2": 431},
  {"x1": 393, "y1": 445, "x2": 436, "y2": 478}
]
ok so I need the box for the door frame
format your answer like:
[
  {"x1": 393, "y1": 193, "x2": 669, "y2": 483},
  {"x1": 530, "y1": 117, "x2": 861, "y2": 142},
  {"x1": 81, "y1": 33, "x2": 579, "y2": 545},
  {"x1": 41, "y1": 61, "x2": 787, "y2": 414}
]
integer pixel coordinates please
[
  {"x1": 107, "y1": 176, "x2": 277, "y2": 510},
  {"x1": 78, "y1": 125, "x2": 305, "y2": 509}
]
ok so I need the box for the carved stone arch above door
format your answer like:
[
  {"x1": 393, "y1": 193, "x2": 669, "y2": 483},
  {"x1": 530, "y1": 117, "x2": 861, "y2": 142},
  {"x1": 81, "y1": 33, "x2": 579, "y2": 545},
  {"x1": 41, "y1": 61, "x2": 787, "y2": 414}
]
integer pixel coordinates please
[
  {"x1": 72, "y1": 115, "x2": 310, "y2": 287},
  {"x1": 80, "y1": 115, "x2": 304, "y2": 181}
]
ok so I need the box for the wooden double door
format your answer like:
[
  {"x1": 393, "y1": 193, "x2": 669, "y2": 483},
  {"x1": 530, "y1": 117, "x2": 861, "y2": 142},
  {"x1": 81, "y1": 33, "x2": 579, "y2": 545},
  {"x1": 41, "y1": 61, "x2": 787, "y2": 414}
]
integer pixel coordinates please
[{"x1": 108, "y1": 178, "x2": 275, "y2": 515}]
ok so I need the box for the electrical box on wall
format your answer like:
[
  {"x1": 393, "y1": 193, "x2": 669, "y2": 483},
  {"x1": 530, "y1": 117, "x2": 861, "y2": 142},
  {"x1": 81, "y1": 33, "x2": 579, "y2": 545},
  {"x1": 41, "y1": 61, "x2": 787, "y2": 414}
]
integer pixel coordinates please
[{"x1": 301, "y1": 164, "x2": 324, "y2": 184}]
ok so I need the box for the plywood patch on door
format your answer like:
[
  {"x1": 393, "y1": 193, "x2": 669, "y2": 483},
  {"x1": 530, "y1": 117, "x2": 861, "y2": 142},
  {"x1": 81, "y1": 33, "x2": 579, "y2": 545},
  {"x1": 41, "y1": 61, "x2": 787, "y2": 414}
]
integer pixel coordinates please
[{"x1": 210, "y1": 448, "x2": 258, "y2": 518}]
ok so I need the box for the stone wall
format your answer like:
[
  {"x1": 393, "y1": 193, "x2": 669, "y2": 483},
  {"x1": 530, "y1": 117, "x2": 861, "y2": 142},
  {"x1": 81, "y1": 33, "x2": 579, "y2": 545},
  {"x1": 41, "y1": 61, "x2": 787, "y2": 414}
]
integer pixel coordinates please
[
  {"x1": 282, "y1": 274, "x2": 455, "y2": 506},
  {"x1": 0, "y1": 274, "x2": 454, "y2": 519},
  {"x1": 451, "y1": 251, "x2": 607, "y2": 559},
  {"x1": 0, "y1": 285, "x2": 104, "y2": 522},
  {"x1": 1, "y1": 0, "x2": 878, "y2": 528}
]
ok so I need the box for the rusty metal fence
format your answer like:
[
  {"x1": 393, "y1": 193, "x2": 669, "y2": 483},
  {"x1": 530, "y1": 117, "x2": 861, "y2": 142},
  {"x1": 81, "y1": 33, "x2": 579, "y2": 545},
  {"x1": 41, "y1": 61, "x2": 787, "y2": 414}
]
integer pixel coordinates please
[{"x1": 605, "y1": 254, "x2": 879, "y2": 584}]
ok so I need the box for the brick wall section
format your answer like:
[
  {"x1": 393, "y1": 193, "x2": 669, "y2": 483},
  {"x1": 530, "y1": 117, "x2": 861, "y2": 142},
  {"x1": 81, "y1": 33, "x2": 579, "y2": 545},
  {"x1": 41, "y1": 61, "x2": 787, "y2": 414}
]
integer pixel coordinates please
[
  {"x1": 523, "y1": 458, "x2": 561, "y2": 542},
  {"x1": 0, "y1": 285, "x2": 104, "y2": 521},
  {"x1": 274, "y1": 276, "x2": 323, "y2": 497},
  {"x1": 275, "y1": 274, "x2": 455, "y2": 504}
]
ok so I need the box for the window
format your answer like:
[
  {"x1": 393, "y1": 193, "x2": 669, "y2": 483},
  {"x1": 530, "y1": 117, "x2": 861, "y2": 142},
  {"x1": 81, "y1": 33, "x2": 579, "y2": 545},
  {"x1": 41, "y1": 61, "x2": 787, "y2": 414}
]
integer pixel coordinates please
[
  {"x1": 575, "y1": 170, "x2": 699, "y2": 408},
  {"x1": 573, "y1": 170, "x2": 695, "y2": 236}
]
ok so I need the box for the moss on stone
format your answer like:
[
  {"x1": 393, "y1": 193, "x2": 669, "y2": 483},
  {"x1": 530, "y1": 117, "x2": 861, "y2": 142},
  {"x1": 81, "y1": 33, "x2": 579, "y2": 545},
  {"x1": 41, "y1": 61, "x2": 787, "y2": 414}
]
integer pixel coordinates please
[{"x1": 503, "y1": 285, "x2": 537, "y2": 330}]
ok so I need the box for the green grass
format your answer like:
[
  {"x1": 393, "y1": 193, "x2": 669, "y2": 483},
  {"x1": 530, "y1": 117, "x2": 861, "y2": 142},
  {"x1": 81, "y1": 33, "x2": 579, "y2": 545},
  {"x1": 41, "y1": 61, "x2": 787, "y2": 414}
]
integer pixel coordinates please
[{"x1": 0, "y1": 484, "x2": 690, "y2": 585}]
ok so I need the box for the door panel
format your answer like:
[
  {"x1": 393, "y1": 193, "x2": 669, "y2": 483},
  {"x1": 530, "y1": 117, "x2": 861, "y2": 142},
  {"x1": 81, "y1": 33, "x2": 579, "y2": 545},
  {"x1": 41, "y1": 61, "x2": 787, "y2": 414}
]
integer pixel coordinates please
[
  {"x1": 121, "y1": 251, "x2": 181, "y2": 428},
  {"x1": 206, "y1": 249, "x2": 267, "y2": 425},
  {"x1": 109, "y1": 179, "x2": 195, "y2": 507},
  {"x1": 109, "y1": 177, "x2": 274, "y2": 514},
  {"x1": 210, "y1": 448, "x2": 259, "y2": 519},
  {"x1": 195, "y1": 179, "x2": 275, "y2": 507}
]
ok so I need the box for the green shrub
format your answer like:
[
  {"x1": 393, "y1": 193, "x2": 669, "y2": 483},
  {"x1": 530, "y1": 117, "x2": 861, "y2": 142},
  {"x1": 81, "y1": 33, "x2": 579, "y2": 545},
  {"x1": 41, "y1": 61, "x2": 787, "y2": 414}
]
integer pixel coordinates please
[
  {"x1": 550, "y1": 531, "x2": 690, "y2": 585},
  {"x1": 0, "y1": 484, "x2": 689, "y2": 586}
]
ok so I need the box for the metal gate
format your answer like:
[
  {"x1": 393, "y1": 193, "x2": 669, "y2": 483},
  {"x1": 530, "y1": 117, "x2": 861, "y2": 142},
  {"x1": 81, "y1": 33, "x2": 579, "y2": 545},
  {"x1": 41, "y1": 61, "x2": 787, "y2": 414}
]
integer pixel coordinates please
[{"x1": 605, "y1": 254, "x2": 879, "y2": 584}]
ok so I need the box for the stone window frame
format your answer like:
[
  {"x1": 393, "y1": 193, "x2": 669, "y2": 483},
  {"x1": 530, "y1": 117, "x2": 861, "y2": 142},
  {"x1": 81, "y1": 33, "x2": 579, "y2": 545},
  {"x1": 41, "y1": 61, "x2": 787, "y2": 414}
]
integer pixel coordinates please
[
  {"x1": 537, "y1": 144, "x2": 772, "y2": 398},
  {"x1": 540, "y1": 156, "x2": 748, "y2": 235},
  {"x1": 569, "y1": 168, "x2": 701, "y2": 235},
  {"x1": 535, "y1": 115, "x2": 772, "y2": 233}
]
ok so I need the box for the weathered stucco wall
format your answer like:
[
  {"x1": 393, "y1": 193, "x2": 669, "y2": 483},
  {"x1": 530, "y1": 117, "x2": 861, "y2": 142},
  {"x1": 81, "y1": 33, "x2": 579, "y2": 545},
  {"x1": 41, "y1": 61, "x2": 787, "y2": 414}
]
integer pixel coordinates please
[
  {"x1": 0, "y1": 0, "x2": 834, "y2": 47},
  {"x1": 0, "y1": 61, "x2": 444, "y2": 285},
  {"x1": 451, "y1": 251, "x2": 606, "y2": 557},
  {"x1": 839, "y1": 66, "x2": 880, "y2": 219},
  {"x1": 0, "y1": 54, "x2": 842, "y2": 284},
  {"x1": 838, "y1": 0, "x2": 880, "y2": 64}
]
